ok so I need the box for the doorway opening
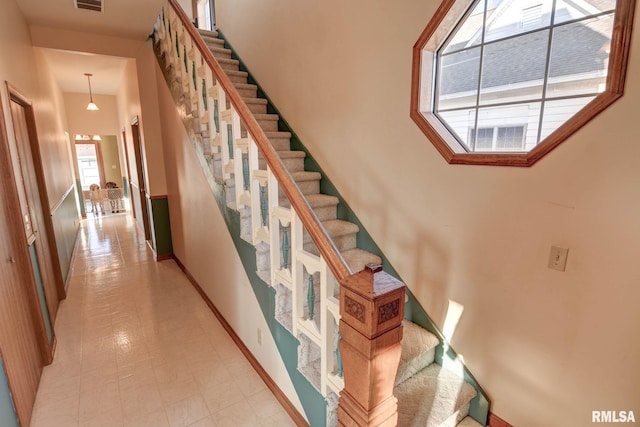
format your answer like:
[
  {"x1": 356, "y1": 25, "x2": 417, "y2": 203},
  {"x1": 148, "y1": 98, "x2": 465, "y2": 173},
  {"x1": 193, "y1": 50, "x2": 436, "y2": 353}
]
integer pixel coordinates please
[
  {"x1": 74, "y1": 135, "x2": 126, "y2": 217},
  {"x1": 194, "y1": 0, "x2": 215, "y2": 31}
]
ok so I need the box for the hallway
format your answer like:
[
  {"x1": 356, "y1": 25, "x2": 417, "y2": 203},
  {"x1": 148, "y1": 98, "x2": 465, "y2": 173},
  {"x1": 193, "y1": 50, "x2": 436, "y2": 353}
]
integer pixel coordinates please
[{"x1": 29, "y1": 214, "x2": 296, "y2": 427}]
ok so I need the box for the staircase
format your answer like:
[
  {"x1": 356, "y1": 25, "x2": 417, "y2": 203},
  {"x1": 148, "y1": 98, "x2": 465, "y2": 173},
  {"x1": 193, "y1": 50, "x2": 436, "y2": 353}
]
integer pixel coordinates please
[
  {"x1": 395, "y1": 322, "x2": 481, "y2": 427},
  {"x1": 196, "y1": 29, "x2": 383, "y2": 275},
  {"x1": 153, "y1": 4, "x2": 488, "y2": 425}
]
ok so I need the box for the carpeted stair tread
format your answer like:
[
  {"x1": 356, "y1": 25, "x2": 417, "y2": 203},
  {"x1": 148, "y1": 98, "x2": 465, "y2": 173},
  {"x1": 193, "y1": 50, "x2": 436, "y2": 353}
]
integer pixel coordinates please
[
  {"x1": 264, "y1": 130, "x2": 290, "y2": 138},
  {"x1": 275, "y1": 150, "x2": 305, "y2": 159},
  {"x1": 258, "y1": 150, "x2": 305, "y2": 172},
  {"x1": 303, "y1": 220, "x2": 359, "y2": 252},
  {"x1": 396, "y1": 321, "x2": 440, "y2": 386},
  {"x1": 204, "y1": 39, "x2": 231, "y2": 51},
  {"x1": 244, "y1": 97, "x2": 268, "y2": 106},
  {"x1": 456, "y1": 416, "x2": 485, "y2": 427},
  {"x1": 204, "y1": 39, "x2": 225, "y2": 48},
  {"x1": 278, "y1": 194, "x2": 339, "y2": 222},
  {"x1": 254, "y1": 113, "x2": 280, "y2": 131},
  {"x1": 226, "y1": 70, "x2": 249, "y2": 83},
  {"x1": 305, "y1": 193, "x2": 339, "y2": 207},
  {"x1": 319, "y1": 219, "x2": 359, "y2": 237},
  {"x1": 254, "y1": 113, "x2": 279, "y2": 122},
  {"x1": 279, "y1": 193, "x2": 338, "y2": 207},
  {"x1": 341, "y1": 248, "x2": 382, "y2": 273},
  {"x1": 234, "y1": 82, "x2": 258, "y2": 91},
  {"x1": 216, "y1": 57, "x2": 240, "y2": 68},
  {"x1": 290, "y1": 171, "x2": 322, "y2": 182},
  {"x1": 209, "y1": 46, "x2": 232, "y2": 58},
  {"x1": 197, "y1": 29, "x2": 219, "y2": 39},
  {"x1": 395, "y1": 364, "x2": 477, "y2": 427},
  {"x1": 243, "y1": 97, "x2": 269, "y2": 115}
]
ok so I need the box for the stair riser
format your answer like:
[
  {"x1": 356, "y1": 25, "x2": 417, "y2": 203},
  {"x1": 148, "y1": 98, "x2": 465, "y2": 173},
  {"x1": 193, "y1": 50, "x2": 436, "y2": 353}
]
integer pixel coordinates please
[
  {"x1": 211, "y1": 49, "x2": 232, "y2": 60},
  {"x1": 303, "y1": 232, "x2": 357, "y2": 253},
  {"x1": 277, "y1": 199, "x2": 338, "y2": 222},
  {"x1": 312, "y1": 206, "x2": 338, "y2": 222},
  {"x1": 235, "y1": 86, "x2": 257, "y2": 98},
  {"x1": 278, "y1": 180, "x2": 319, "y2": 198},
  {"x1": 295, "y1": 179, "x2": 319, "y2": 195},
  {"x1": 204, "y1": 39, "x2": 225, "y2": 48},
  {"x1": 258, "y1": 157, "x2": 304, "y2": 172},
  {"x1": 246, "y1": 102, "x2": 267, "y2": 115},
  {"x1": 268, "y1": 137, "x2": 290, "y2": 150},
  {"x1": 257, "y1": 119, "x2": 279, "y2": 132},
  {"x1": 219, "y1": 61, "x2": 240, "y2": 72},
  {"x1": 228, "y1": 73, "x2": 248, "y2": 84}
]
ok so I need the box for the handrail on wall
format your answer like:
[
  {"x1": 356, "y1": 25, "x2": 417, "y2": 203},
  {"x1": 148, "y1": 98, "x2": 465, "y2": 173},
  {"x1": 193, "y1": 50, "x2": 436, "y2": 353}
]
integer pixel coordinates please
[{"x1": 167, "y1": 0, "x2": 351, "y2": 282}]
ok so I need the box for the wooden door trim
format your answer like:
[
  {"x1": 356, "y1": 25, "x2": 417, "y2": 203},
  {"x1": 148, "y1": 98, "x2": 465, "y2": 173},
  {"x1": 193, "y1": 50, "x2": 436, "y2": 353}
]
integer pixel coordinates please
[
  {"x1": 5, "y1": 83, "x2": 56, "y2": 362},
  {"x1": 6, "y1": 83, "x2": 66, "y2": 304},
  {"x1": 121, "y1": 128, "x2": 136, "y2": 219},
  {"x1": 0, "y1": 85, "x2": 47, "y2": 427},
  {"x1": 130, "y1": 117, "x2": 151, "y2": 240}
]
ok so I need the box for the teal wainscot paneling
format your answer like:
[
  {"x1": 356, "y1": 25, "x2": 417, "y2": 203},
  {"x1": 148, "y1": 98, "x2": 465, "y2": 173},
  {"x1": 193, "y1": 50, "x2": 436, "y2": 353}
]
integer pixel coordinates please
[
  {"x1": 52, "y1": 184, "x2": 81, "y2": 287},
  {"x1": 149, "y1": 196, "x2": 173, "y2": 259},
  {"x1": 0, "y1": 355, "x2": 19, "y2": 427},
  {"x1": 29, "y1": 243, "x2": 53, "y2": 344}
]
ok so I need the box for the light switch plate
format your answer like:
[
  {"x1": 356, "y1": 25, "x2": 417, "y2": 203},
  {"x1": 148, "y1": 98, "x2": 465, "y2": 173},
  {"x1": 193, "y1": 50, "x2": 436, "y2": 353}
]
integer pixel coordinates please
[{"x1": 548, "y1": 246, "x2": 569, "y2": 272}]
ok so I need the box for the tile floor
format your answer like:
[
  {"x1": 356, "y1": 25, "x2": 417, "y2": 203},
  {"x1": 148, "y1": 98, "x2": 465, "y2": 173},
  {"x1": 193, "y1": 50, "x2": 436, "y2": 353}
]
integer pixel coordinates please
[{"x1": 30, "y1": 214, "x2": 297, "y2": 427}]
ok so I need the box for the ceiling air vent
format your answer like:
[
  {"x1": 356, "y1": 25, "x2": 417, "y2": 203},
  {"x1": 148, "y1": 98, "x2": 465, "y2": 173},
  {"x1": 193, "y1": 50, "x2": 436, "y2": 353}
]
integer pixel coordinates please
[{"x1": 75, "y1": 0, "x2": 102, "y2": 12}]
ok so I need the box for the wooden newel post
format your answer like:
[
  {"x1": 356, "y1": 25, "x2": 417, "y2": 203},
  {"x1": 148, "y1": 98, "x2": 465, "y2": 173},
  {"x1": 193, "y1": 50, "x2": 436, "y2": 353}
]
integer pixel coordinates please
[{"x1": 337, "y1": 263, "x2": 406, "y2": 427}]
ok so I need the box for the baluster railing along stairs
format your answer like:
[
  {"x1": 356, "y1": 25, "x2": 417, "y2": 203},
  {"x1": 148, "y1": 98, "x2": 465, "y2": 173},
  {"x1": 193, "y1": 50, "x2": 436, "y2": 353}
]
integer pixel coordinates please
[{"x1": 153, "y1": 2, "x2": 489, "y2": 426}]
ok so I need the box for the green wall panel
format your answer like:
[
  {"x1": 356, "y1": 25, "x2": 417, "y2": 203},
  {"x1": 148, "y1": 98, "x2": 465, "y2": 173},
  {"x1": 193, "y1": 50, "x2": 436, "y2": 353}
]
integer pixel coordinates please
[
  {"x1": 52, "y1": 186, "x2": 80, "y2": 287},
  {"x1": 29, "y1": 243, "x2": 53, "y2": 343},
  {"x1": 150, "y1": 197, "x2": 173, "y2": 257},
  {"x1": 0, "y1": 356, "x2": 19, "y2": 427},
  {"x1": 208, "y1": 181, "x2": 326, "y2": 427}
]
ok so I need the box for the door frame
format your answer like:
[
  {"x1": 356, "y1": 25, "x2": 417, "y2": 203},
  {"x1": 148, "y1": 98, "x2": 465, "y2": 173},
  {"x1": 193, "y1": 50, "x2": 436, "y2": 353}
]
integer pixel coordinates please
[
  {"x1": 7, "y1": 83, "x2": 66, "y2": 306},
  {"x1": 130, "y1": 116, "x2": 151, "y2": 240},
  {"x1": 193, "y1": 0, "x2": 216, "y2": 30},
  {"x1": 1, "y1": 84, "x2": 51, "y2": 427}
]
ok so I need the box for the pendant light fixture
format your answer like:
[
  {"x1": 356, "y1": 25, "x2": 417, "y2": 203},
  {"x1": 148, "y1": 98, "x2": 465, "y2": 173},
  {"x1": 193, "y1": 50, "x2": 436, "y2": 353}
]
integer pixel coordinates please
[{"x1": 85, "y1": 73, "x2": 99, "y2": 111}]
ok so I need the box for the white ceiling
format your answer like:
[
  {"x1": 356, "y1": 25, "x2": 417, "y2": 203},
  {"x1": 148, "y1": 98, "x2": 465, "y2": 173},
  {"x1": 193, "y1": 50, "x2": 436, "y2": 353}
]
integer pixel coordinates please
[
  {"x1": 17, "y1": 0, "x2": 165, "y2": 95},
  {"x1": 17, "y1": 0, "x2": 164, "y2": 40}
]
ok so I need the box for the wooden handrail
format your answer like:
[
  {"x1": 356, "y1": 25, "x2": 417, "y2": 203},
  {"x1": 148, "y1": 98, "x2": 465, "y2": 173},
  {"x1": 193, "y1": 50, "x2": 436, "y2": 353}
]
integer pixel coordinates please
[{"x1": 167, "y1": 0, "x2": 351, "y2": 281}]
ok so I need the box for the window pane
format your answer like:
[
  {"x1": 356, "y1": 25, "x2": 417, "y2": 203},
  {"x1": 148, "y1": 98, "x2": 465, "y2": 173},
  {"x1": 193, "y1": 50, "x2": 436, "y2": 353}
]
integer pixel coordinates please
[
  {"x1": 476, "y1": 103, "x2": 541, "y2": 151},
  {"x1": 554, "y1": 0, "x2": 615, "y2": 25},
  {"x1": 540, "y1": 97, "x2": 595, "y2": 140},
  {"x1": 547, "y1": 15, "x2": 613, "y2": 98},
  {"x1": 438, "y1": 108, "x2": 477, "y2": 151},
  {"x1": 443, "y1": 0, "x2": 486, "y2": 53},
  {"x1": 496, "y1": 126, "x2": 525, "y2": 150},
  {"x1": 470, "y1": 127, "x2": 495, "y2": 150},
  {"x1": 480, "y1": 29, "x2": 549, "y2": 105},
  {"x1": 484, "y1": 0, "x2": 553, "y2": 43},
  {"x1": 438, "y1": 47, "x2": 481, "y2": 110}
]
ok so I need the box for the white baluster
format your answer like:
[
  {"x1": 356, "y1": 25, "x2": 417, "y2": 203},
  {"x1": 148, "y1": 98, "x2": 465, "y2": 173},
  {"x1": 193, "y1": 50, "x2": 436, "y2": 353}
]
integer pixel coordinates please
[
  {"x1": 291, "y1": 211, "x2": 303, "y2": 338},
  {"x1": 250, "y1": 140, "x2": 269, "y2": 245}
]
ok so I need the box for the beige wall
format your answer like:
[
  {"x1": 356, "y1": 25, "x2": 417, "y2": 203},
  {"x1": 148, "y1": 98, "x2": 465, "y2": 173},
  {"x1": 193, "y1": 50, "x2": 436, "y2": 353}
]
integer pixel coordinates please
[
  {"x1": 65, "y1": 93, "x2": 120, "y2": 136},
  {"x1": 30, "y1": 25, "x2": 144, "y2": 58},
  {"x1": 215, "y1": 1, "x2": 640, "y2": 425},
  {"x1": 31, "y1": 49, "x2": 75, "y2": 208},
  {"x1": 0, "y1": 0, "x2": 75, "y2": 211},
  {"x1": 155, "y1": 61, "x2": 306, "y2": 419},
  {"x1": 99, "y1": 135, "x2": 123, "y2": 185},
  {"x1": 116, "y1": 43, "x2": 167, "y2": 196}
]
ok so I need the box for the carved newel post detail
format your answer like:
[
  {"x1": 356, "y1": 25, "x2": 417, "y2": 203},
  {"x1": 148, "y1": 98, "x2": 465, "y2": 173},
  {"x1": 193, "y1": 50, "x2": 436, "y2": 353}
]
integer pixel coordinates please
[{"x1": 338, "y1": 263, "x2": 406, "y2": 426}]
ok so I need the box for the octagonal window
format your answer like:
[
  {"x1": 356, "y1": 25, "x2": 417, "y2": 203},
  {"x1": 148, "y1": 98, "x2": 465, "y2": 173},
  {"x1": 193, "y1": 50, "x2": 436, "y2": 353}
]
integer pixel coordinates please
[{"x1": 411, "y1": 0, "x2": 635, "y2": 166}]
